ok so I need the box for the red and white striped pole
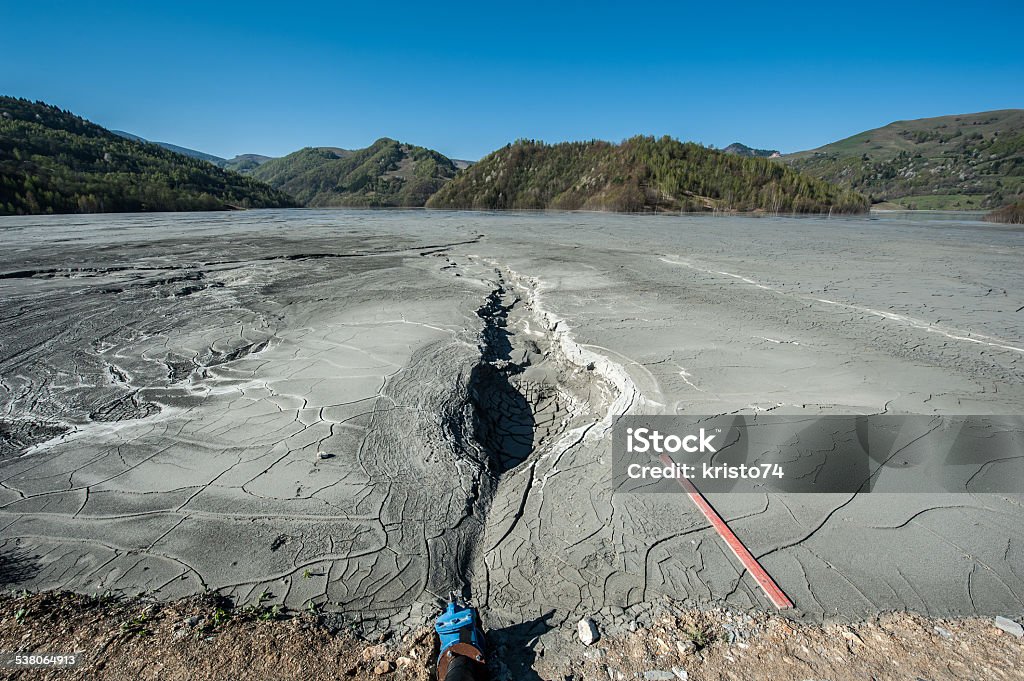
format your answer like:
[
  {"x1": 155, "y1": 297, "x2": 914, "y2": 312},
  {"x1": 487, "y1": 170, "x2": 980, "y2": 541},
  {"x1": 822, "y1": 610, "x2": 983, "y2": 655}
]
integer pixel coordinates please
[{"x1": 660, "y1": 453, "x2": 794, "y2": 610}]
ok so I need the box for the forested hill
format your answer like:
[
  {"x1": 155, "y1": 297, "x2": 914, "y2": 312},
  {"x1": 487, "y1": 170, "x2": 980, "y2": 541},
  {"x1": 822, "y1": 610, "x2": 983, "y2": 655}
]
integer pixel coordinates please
[
  {"x1": 781, "y1": 110, "x2": 1024, "y2": 210},
  {"x1": 0, "y1": 97, "x2": 296, "y2": 215},
  {"x1": 250, "y1": 139, "x2": 459, "y2": 207},
  {"x1": 426, "y1": 136, "x2": 868, "y2": 213},
  {"x1": 722, "y1": 142, "x2": 780, "y2": 158}
]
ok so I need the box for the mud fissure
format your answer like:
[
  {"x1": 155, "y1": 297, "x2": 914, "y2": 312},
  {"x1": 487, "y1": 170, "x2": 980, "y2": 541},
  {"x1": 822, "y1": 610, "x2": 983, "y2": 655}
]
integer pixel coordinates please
[{"x1": 467, "y1": 272, "x2": 592, "y2": 481}]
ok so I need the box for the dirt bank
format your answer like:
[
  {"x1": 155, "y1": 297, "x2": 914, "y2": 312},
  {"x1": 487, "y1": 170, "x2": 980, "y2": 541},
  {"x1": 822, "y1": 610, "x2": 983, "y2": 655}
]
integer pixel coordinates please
[{"x1": 1, "y1": 592, "x2": 1021, "y2": 680}]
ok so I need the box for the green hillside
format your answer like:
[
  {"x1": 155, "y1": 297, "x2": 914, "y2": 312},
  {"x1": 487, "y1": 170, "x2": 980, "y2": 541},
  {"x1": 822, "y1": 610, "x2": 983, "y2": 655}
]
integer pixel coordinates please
[
  {"x1": 781, "y1": 110, "x2": 1024, "y2": 209},
  {"x1": 221, "y1": 154, "x2": 273, "y2": 173},
  {"x1": 426, "y1": 136, "x2": 867, "y2": 213},
  {"x1": 0, "y1": 97, "x2": 295, "y2": 215},
  {"x1": 251, "y1": 138, "x2": 458, "y2": 207}
]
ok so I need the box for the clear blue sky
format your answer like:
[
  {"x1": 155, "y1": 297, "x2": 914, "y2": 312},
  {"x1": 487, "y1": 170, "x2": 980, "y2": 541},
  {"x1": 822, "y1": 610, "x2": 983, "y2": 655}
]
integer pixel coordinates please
[{"x1": 3, "y1": 1, "x2": 1022, "y2": 160}]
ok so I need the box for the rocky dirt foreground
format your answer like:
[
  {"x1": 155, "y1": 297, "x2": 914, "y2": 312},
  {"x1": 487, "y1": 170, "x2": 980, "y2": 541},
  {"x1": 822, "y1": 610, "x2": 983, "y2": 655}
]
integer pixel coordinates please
[{"x1": 0, "y1": 592, "x2": 1021, "y2": 681}]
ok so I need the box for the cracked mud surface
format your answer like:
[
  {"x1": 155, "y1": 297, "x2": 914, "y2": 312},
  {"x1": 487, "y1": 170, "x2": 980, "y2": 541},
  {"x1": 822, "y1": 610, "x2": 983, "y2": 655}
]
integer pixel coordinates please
[{"x1": 0, "y1": 210, "x2": 1022, "y2": 640}]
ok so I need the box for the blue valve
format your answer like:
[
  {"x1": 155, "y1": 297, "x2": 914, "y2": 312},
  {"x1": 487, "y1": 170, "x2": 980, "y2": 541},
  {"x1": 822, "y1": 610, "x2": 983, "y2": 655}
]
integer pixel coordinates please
[{"x1": 435, "y1": 591, "x2": 486, "y2": 679}]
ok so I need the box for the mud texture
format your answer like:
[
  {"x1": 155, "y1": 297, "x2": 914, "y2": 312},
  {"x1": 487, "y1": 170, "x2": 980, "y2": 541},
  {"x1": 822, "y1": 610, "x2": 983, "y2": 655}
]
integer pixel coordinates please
[{"x1": 0, "y1": 210, "x2": 1022, "y2": 653}]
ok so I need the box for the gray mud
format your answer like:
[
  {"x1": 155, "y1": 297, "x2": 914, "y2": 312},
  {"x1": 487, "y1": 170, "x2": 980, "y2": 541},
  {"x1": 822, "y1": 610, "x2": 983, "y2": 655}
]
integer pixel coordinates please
[{"x1": 0, "y1": 210, "x2": 1021, "y2": 638}]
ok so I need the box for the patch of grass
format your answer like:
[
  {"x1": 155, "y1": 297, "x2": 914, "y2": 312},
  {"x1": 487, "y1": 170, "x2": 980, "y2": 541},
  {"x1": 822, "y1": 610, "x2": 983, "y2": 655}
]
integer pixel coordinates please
[
  {"x1": 684, "y1": 624, "x2": 717, "y2": 650},
  {"x1": 258, "y1": 604, "x2": 283, "y2": 621},
  {"x1": 891, "y1": 194, "x2": 987, "y2": 210},
  {"x1": 120, "y1": 614, "x2": 152, "y2": 638},
  {"x1": 235, "y1": 591, "x2": 286, "y2": 622}
]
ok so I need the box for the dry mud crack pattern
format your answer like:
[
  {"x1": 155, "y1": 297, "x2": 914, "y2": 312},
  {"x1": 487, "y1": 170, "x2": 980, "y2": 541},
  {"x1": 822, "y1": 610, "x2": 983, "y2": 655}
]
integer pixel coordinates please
[{"x1": 0, "y1": 210, "x2": 1022, "y2": 640}]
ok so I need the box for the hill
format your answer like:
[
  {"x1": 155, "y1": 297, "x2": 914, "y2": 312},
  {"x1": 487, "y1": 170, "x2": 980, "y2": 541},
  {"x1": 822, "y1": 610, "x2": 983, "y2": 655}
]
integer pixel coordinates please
[
  {"x1": 112, "y1": 131, "x2": 274, "y2": 174},
  {"x1": 250, "y1": 139, "x2": 458, "y2": 207},
  {"x1": 781, "y1": 110, "x2": 1024, "y2": 209},
  {"x1": 0, "y1": 97, "x2": 295, "y2": 215},
  {"x1": 426, "y1": 136, "x2": 868, "y2": 213},
  {"x1": 221, "y1": 153, "x2": 274, "y2": 173},
  {"x1": 722, "y1": 142, "x2": 780, "y2": 158}
]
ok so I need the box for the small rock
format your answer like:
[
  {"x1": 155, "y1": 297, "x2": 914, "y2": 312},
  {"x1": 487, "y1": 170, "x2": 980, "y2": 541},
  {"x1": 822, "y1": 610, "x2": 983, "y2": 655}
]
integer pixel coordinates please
[
  {"x1": 317, "y1": 451, "x2": 333, "y2": 460},
  {"x1": 578, "y1": 617, "x2": 600, "y2": 646},
  {"x1": 373, "y1": 660, "x2": 393, "y2": 675},
  {"x1": 395, "y1": 656, "x2": 414, "y2": 668},
  {"x1": 184, "y1": 615, "x2": 200, "y2": 627},
  {"x1": 933, "y1": 626, "x2": 953, "y2": 639},
  {"x1": 362, "y1": 645, "x2": 387, "y2": 661},
  {"x1": 994, "y1": 616, "x2": 1023, "y2": 638},
  {"x1": 675, "y1": 640, "x2": 696, "y2": 656},
  {"x1": 672, "y1": 669, "x2": 689, "y2": 681},
  {"x1": 643, "y1": 672, "x2": 675, "y2": 681},
  {"x1": 840, "y1": 629, "x2": 863, "y2": 646}
]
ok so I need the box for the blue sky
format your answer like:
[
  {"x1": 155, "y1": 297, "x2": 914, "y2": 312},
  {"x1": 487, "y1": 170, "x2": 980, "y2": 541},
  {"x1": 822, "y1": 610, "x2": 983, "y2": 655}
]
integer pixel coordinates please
[{"x1": 3, "y1": 1, "x2": 1022, "y2": 160}]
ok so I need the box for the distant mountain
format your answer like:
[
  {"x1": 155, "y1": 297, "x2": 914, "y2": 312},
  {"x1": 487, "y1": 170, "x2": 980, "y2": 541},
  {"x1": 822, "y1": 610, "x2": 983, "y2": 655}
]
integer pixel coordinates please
[
  {"x1": 111, "y1": 130, "x2": 226, "y2": 165},
  {"x1": 221, "y1": 153, "x2": 274, "y2": 173},
  {"x1": 780, "y1": 110, "x2": 1024, "y2": 209},
  {"x1": 722, "y1": 142, "x2": 780, "y2": 158},
  {"x1": 426, "y1": 136, "x2": 867, "y2": 213},
  {"x1": 251, "y1": 138, "x2": 459, "y2": 207},
  {"x1": 112, "y1": 130, "x2": 275, "y2": 174},
  {"x1": 0, "y1": 97, "x2": 295, "y2": 215}
]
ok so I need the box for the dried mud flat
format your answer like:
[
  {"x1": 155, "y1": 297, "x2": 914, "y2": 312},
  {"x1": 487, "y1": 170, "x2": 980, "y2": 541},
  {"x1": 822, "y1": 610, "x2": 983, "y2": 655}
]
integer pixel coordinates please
[{"x1": 1, "y1": 209, "x2": 1022, "y2": 676}]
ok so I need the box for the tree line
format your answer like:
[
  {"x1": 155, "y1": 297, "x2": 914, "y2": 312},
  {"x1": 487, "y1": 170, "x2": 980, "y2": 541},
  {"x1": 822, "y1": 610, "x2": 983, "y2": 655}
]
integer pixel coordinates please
[
  {"x1": 0, "y1": 97, "x2": 295, "y2": 216},
  {"x1": 427, "y1": 136, "x2": 869, "y2": 214}
]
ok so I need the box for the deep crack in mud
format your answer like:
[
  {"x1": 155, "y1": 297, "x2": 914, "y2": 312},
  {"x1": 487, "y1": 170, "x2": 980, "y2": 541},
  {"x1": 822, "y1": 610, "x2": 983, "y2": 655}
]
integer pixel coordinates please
[{"x1": 375, "y1": 267, "x2": 626, "y2": 619}]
